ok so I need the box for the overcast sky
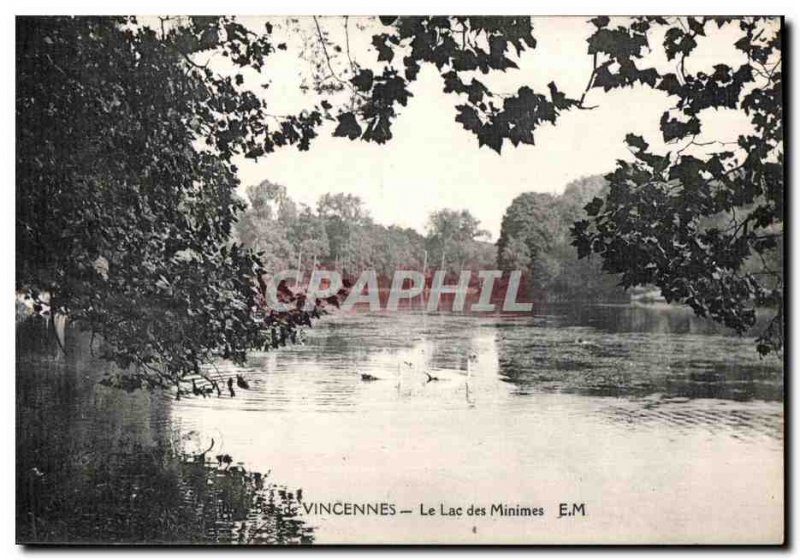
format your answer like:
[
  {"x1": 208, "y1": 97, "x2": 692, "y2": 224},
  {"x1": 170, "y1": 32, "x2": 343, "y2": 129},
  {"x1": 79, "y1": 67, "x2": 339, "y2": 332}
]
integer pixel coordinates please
[{"x1": 219, "y1": 16, "x2": 756, "y2": 240}]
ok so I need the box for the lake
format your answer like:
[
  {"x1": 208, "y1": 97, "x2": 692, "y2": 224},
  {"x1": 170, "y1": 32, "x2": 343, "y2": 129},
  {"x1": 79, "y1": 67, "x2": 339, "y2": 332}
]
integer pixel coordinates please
[
  {"x1": 173, "y1": 304, "x2": 784, "y2": 544},
  {"x1": 17, "y1": 304, "x2": 784, "y2": 544}
]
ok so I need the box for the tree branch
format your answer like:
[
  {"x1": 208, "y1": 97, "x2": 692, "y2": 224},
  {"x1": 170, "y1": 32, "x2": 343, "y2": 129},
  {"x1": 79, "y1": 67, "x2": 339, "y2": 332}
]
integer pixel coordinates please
[{"x1": 578, "y1": 52, "x2": 599, "y2": 109}]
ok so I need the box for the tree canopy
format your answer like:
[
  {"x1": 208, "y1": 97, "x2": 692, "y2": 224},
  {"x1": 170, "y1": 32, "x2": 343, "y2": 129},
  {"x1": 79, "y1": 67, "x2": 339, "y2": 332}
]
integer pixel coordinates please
[
  {"x1": 569, "y1": 18, "x2": 783, "y2": 355},
  {"x1": 497, "y1": 176, "x2": 626, "y2": 302},
  {"x1": 17, "y1": 14, "x2": 783, "y2": 400},
  {"x1": 17, "y1": 16, "x2": 328, "y2": 396},
  {"x1": 235, "y1": 185, "x2": 495, "y2": 279},
  {"x1": 317, "y1": 16, "x2": 783, "y2": 354}
]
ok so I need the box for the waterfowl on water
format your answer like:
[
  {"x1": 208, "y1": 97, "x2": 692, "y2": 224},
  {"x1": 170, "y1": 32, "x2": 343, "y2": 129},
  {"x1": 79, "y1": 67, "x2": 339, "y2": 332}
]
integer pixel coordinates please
[
  {"x1": 210, "y1": 379, "x2": 222, "y2": 397},
  {"x1": 236, "y1": 374, "x2": 250, "y2": 390},
  {"x1": 466, "y1": 354, "x2": 477, "y2": 377},
  {"x1": 227, "y1": 378, "x2": 236, "y2": 397},
  {"x1": 360, "y1": 373, "x2": 379, "y2": 382},
  {"x1": 192, "y1": 379, "x2": 207, "y2": 397},
  {"x1": 424, "y1": 353, "x2": 476, "y2": 383},
  {"x1": 192, "y1": 438, "x2": 215, "y2": 463}
]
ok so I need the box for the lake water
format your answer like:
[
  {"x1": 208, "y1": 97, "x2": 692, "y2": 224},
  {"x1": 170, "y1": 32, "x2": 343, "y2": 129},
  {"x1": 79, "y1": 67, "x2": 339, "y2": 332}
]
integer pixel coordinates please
[
  {"x1": 167, "y1": 305, "x2": 784, "y2": 544},
  {"x1": 16, "y1": 304, "x2": 783, "y2": 544}
]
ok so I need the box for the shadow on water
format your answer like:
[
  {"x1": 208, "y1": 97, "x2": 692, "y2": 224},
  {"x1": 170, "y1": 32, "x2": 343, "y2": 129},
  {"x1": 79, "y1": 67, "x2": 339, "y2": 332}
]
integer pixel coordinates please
[{"x1": 16, "y1": 318, "x2": 314, "y2": 544}]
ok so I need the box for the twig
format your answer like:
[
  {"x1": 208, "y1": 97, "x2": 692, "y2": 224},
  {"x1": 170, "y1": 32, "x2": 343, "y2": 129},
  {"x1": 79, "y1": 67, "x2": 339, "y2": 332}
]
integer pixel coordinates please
[
  {"x1": 675, "y1": 136, "x2": 740, "y2": 154},
  {"x1": 577, "y1": 52, "x2": 600, "y2": 110},
  {"x1": 343, "y1": 17, "x2": 357, "y2": 76},
  {"x1": 313, "y1": 16, "x2": 349, "y2": 87}
]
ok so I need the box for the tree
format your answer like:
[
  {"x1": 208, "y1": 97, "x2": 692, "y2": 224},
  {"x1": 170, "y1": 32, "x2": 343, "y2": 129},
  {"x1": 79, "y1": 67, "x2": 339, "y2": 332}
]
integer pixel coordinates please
[
  {"x1": 556, "y1": 176, "x2": 626, "y2": 301},
  {"x1": 286, "y1": 205, "x2": 331, "y2": 269},
  {"x1": 370, "y1": 225, "x2": 426, "y2": 274},
  {"x1": 569, "y1": 18, "x2": 783, "y2": 355},
  {"x1": 16, "y1": 16, "x2": 328, "y2": 396},
  {"x1": 235, "y1": 181, "x2": 296, "y2": 272},
  {"x1": 498, "y1": 237, "x2": 532, "y2": 272},
  {"x1": 317, "y1": 16, "x2": 782, "y2": 354},
  {"x1": 496, "y1": 178, "x2": 625, "y2": 301},
  {"x1": 426, "y1": 209, "x2": 490, "y2": 273},
  {"x1": 497, "y1": 193, "x2": 559, "y2": 270},
  {"x1": 316, "y1": 193, "x2": 371, "y2": 274},
  {"x1": 497, "y1": 193, "x2": 564, "y2": 294},
  {"x1": 18, "y1": 14, "x2": 782, "y2": 399}
]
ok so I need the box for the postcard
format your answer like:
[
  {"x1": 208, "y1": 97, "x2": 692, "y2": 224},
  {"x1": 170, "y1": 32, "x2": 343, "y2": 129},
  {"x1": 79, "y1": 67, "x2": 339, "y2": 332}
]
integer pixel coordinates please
[{"x1": 15, "y1": 15, "x2": 784, "y2": 545}]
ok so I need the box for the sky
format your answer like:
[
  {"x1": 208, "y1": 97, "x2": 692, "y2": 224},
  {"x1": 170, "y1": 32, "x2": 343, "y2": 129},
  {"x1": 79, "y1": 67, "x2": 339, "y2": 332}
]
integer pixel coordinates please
[{"x1": 216, "y1": 16, "x2": 758, "y2": 240}]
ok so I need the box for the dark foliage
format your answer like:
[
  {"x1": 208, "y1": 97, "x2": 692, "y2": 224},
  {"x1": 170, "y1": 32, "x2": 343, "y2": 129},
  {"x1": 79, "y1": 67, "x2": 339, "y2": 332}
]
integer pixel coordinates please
[
  {"x1": 333, "y1": 17, "x2": 577, "y2": 152},
  {"x1": 330, "y1": 16, "x2": 782, "y2": 354},
  {"x1": 16, "y1": 16, "x2": 332, "y2": 395},
  {"x1": 497, "y1": 176, "x2": 626, "y2": 302},
  {"x1": 569, "y1": 17, "x2": 783, "y2": 355},
  {"x1": 16, "y1": 15, "x2": 783, "y2": 386}
]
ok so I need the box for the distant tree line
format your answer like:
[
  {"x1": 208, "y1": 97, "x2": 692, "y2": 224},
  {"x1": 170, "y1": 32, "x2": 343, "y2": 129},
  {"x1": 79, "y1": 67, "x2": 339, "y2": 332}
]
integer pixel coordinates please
[
  {"x1": 234, "y1": 181, "x2": 496, "y2": 281},
  {"x1": 238, "y1": 176, "x2": 630, "y2": 304},
  {"x1": 497, "y1": 175, "x2": 628, "y2": 303}
]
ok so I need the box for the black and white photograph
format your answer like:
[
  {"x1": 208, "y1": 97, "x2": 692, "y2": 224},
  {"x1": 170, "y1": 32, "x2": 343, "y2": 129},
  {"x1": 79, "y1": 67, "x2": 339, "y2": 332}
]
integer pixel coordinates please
[{"x1": 12, "y1": 10, "x2": 785, "y2": 546}]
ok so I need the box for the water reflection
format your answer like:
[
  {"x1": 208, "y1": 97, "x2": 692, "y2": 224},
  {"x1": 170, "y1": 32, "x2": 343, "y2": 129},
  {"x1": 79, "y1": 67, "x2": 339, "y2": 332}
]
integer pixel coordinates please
[
  {"x1": 17, "y1": 303, "x2": 784, "y2": 544},
  {"x1": 166, "y1": 306, "x2": 783, "y2": 543},
  {"x1": 185, "y1": 307, "x2": 783, "y2": 434},
  {"x1": 16, "y1": 319, "x2": 314, "y2": 544}
]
